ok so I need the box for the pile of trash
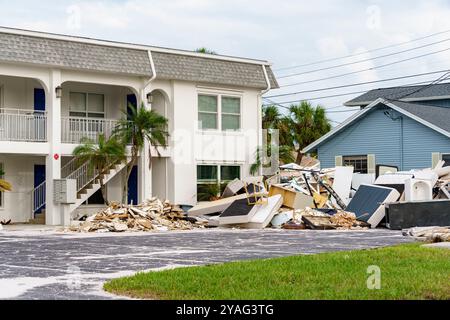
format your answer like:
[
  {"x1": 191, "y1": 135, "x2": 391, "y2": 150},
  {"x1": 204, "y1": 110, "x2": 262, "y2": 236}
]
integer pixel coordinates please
[
  {"x1": 187, "y1": 159, "x2": 450, "y2": 233},
  {"x1": 403, "y1": 227, "x2": 450, "y2": 243},
  {"x1": 70, "y1": 198, "x2": 207, "y2": 233}
]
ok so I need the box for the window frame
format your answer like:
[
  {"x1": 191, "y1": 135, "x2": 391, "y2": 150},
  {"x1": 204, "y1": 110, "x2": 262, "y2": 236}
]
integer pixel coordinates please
[
  {"x1": 197, "y1": 94, "x2": 219, "y2": 130},
  {"x1": 197, "y1": 92, "x2": 242, "y2": 132},
  {"x1": 442, "y1": 153, "x2": 450, "y2": 167},
  {"x1": 0, "y1": 163, "x2": 4, "y2": 208},
  {"x1": 69, "y1": 92, "x2": 106, "y2": 119},
  {"x1": 343, "y1": 155, "x2": 368, "y2": 174},
  {"x1": 196, "y1": 164, "x2": 241, "y2": 200}
]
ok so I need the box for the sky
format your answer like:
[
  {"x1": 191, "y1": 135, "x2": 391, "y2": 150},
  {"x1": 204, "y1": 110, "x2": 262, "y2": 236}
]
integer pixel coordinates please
[{"x1": 2, "y1": 0, "x2": 450, "y2": 124}]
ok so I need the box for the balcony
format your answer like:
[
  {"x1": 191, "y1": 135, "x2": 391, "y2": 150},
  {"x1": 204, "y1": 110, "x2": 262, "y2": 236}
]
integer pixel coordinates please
[
  {"x1": 61, "y1": 117, "x2": 120, "y2": 144},
  {"x1": 0, "y1": 108, "x2": 47, "y2": 142}
]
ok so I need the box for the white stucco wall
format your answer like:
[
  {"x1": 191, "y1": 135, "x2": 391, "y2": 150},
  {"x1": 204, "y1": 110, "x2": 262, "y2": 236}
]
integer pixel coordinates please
[
  {"x1": 0, "y1": 64, "x2": 264, "y2": 221},
  {"x1": 0, "y1": 155, "x2": 45, "y2": 223}
]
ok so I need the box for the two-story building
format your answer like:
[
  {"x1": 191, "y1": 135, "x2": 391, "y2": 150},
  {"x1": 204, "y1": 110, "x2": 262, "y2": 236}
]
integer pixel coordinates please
[
  {"x1": 302, "y1": 83, "x2": 450, "y2": 173},
  {"x1": 0, "y1": 27, "x2": 278, "y2": 225}
]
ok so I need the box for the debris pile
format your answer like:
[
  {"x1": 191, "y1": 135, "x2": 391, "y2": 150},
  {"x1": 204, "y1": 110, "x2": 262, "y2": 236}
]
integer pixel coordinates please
[
  {"x1": 187, "y1": 159, "x2": 449, "y2": 234},
  {"x1": 70, "y1": 198, "x2": 206, "y2": 233},
  {"x1": 403, "y1": 227, "x2": 450, "y2": 243}
]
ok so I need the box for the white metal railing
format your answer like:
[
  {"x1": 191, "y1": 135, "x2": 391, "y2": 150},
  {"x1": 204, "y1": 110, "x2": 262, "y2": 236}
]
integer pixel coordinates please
[
  {"x1": 66, "y1": 160, "x2": 99, "y2": 192},
  {"x1": 61, "y1": 157, "x2": 80, "y2": 178},
  {"x1": 61, "y1": 117, "x2": 119, "y2": 144},
  {"x1": 31, "y1": 181, "x2": 46, "y2": 216},
  {"x1": 0, "y1": 108, "x2": 47, "y2": 142}
]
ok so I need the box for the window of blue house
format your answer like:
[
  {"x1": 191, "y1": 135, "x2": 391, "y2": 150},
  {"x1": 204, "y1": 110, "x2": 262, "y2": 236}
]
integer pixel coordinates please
[
  {"x1": 443, "y1": 154, "x2": 450, "y2": 167},
  {"x1": 343, "y1": 155, "x2": 368, "y2": 174}
]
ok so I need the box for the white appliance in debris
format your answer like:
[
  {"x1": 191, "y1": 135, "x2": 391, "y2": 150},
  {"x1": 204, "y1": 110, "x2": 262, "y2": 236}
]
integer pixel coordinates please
[{"x1": 405, "y1": 178, "x2": 433, "y2": 201}]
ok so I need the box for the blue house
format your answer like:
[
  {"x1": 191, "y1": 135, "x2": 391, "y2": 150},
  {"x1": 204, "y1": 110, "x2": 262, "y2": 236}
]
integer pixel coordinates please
[{"x1": 302, "y1": 83, "x2": 450, "y2": 172}]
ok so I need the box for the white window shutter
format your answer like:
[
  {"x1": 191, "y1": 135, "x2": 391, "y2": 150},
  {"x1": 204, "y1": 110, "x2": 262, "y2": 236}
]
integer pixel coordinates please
[
  {"x1": 335, "y1": 155, "x2": 343, "y2": 167},
  {"x1": 431, "y1": 152, "x2": 441, "y2": 169},
  {"x1": 367, "y1": 154, "x2": 376, "y2": 174}
]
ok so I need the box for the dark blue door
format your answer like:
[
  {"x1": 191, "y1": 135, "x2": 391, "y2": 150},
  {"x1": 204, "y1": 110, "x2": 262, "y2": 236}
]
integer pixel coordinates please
[
  {"x1": 127, "y1": 94, "x2": 137, "y2": 120},
  {"x1": 34, "y1": 88, "x2": 45, "y2": 112},
  {"x1": 34, "y1": 165, "x2": 46, "y2": 214},
  {"x1": 128, "y1": 165, "x2": 138, "y2": 205}
]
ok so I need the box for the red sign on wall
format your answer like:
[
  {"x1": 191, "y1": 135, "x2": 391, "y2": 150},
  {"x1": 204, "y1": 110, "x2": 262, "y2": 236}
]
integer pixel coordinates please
[{"x1": 53, "y1": 154, "x2": 59, "y2": 160}]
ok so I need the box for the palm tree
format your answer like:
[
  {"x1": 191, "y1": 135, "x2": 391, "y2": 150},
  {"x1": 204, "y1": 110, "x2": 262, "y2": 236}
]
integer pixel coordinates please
[
  {"x1": 285, "y1": 101, "x2": 331, "y2": 164},
  {"x1": 262, "y1": 105, "x2": 282, "y2": 129},
  {"x1": 114, "y1": 103, "x2": 169, "y2": 203},
  {"x1": 195, "y1": 47, "x2": 217, "y2": 54},
  {"x1": 73, "y1": 134, "x2": 126, "y2": 205},
  {"x1": 0, "y1": 168, "x2": 12, "y2": 192}
]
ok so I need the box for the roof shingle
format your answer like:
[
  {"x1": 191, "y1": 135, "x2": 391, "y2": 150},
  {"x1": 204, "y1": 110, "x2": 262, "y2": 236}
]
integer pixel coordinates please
[
  {"x1": 345, "y1": 82, "x2": 450, "y2": 106},
  {"x1": 0, "y1": 31, "x2": 279, "y2": 89}
]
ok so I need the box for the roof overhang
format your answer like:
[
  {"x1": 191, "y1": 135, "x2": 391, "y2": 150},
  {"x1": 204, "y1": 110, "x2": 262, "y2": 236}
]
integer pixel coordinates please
[{"x1": 302, "y1": 98, "x2": 450, "y2": 153}]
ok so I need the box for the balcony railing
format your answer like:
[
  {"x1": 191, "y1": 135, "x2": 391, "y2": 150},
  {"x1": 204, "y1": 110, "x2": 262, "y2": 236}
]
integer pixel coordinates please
[
  {"x1": 61, "y1": 117, "x2": 119, "y2": 144},
  {"x1": 0, "y1": 108, "x2": 47, "y2": 142}
]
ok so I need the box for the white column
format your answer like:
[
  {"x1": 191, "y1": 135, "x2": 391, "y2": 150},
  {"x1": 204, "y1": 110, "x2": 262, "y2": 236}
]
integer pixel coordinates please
[
  {"x1": 138, "y1": 88, "x2": 153, "y2": 202},
  {"x1": 45, "y1": 69, "x2": 62, "y2": 225}
]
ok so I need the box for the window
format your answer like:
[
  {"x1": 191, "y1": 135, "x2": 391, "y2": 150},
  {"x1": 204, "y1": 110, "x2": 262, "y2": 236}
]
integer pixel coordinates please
[
  {"x1": 443, "y1": 154, "x2": 450, "y2": 167},
  {"x1": 196, "y1": 165, "x2": 241, "y2": 201},
  {"x1": 198, "y1": 94, "x2": 241, "y2": 131},
  {"x1": 221, "y1": 97, "x2": 240, "y2": 131},
  {"x1": 343, "y1": 155, "x2": 368, "y2": 174},
  {"x1": 198, "y1": 95, "x2": 218, "y2": 129},
  {"x1": 69, "y1": 92, "x2": 105, "y2": 118}
]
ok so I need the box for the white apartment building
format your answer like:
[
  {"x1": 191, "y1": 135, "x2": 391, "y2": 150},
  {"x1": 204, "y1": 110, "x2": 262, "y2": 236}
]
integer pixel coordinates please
[{"x1": 0, "y1": 27, "x2": 278, "y2": 226}]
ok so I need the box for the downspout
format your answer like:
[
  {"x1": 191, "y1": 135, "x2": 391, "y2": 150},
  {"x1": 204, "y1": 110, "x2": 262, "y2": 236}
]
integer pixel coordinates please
[
  {"x1": 258, "y1": 65, "x2": 272, "y2": 175},
  {"x1": 142, "y1": 50, "x2": 157, "y2": 100}
]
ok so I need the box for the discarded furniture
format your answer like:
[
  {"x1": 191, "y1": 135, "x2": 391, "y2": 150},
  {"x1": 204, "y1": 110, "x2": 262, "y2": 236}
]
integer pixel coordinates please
[
  {"x1": 218, "y1": 198, "x2": 256, "y2": 225},
  {"x1": 241, "y1": 194, "x2": 283, "y2": 229},
  {"x1": 331, "y1": 166, "x2": 354, "y2": 206},
  {"x1": 385, "y1": 200, "x2": 450, "y2": 230},
  {"x1": 187, "y1": 194, "x2": 248, "y2": 216},
  {"x1": 345, "y1": 184, "x2": 400, "y2": 228},
  {"x1": 268, "y1": 185, "x2": 314, "y2": 209}
]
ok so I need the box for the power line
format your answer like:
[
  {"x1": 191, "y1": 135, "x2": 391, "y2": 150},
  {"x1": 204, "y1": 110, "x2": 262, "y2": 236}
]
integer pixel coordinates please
[
  {"x1": 266, "y1": 69, "x2": 450, "y2": 97},
  {"x1": 274, "y1": 28, "x2": 450, "y2": 71},
  {"x1": 266, "y1": 78, "x2": 450, "y2": 105},
  {"x1": 277, "y1": 46, "x2": 450, "y2": 81},
  {"x1": 276, "y1": 38, "x2": 450, "y2": 78},
  {"x1": 262, "y1": 97, "x2": 358, "y2": 114}
]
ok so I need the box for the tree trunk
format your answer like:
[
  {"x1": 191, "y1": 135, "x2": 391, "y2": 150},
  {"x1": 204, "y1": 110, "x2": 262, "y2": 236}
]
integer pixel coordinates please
[
  {"x1": 295, "y1": 150, "x2": 304, "y2": 165},
  {"x1": 122, "y1": 147, "x2": 138, "y2": 204}
]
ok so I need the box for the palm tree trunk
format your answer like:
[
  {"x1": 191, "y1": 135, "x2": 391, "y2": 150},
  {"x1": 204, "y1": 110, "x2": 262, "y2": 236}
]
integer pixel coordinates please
[
  {"x1": 122, "y1": 148, "x2": 138, "y2": 204},
  {"x1": 295, "y1": 150, "x2": 304, "y2": 165}
]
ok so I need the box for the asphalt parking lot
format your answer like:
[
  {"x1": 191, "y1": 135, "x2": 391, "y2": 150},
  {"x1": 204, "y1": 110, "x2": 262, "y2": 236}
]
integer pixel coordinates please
[{"x1": 0, "y1": 228, "x2": 413, "y2": 300}]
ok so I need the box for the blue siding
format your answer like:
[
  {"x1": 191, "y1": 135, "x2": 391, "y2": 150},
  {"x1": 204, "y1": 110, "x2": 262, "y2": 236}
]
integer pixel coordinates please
[{"x1": 317, "y1": 106, "x2": 450, "y2": 170}]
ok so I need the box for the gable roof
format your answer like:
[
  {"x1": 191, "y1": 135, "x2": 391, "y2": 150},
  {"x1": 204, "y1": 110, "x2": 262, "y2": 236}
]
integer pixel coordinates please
[
  {"x1": 344, "y1": 82, "x2": 450, "y2": 106},
  {"x1": 302, "y1": 98, "x2": 450, "y2": 153},
  {"x1": 0, "y1": 27, "x2": 279, "y2": 89}
]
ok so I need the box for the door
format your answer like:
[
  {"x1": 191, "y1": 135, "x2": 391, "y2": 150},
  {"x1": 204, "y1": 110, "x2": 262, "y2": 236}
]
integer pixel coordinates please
[
  {"x1": 34, "y1": 88, "x2": 46, "y2": 141},
  {"x1": 128, "y1": 165, "x2": 138, "y2": 205},
  {"x1": 127, "y1": 94, "x2": 137, "y2": 120},
  {"x1": 34, "y1": 88, "x2": 45, "y2": 112},
  {"x1": 33, "y1": 165, "x2": 46, "y2": 214}
]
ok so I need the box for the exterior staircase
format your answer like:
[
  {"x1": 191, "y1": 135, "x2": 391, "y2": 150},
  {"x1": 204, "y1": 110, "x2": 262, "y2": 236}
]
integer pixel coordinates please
[{"x1": 30, "y1": 158, "x2": 129, "y2": 223}]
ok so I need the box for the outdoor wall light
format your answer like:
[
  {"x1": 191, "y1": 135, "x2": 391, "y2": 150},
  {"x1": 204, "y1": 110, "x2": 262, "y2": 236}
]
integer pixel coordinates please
[
  {"x1": 146, "y1": 93, "x2": 153, "y2": 104},
  {"x1": 55, "y1": 86, "x2": 62, "y2": 98}
]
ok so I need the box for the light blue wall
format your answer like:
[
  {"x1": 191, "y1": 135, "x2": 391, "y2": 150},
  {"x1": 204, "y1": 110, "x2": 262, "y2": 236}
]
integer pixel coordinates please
[{"x1": 317, "y1": 106, "x2": 450, "y2": 170}]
